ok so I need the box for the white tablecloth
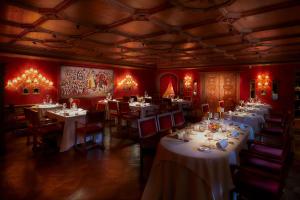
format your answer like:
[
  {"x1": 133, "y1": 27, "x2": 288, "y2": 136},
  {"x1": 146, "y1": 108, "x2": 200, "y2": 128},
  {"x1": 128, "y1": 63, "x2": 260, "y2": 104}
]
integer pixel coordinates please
[
  {"x1": 245, "y1": 102, "x2": 271, "y2": 110},
  {"x1": 129, "y1": 102, "x2": 158, "y2": 118},
  {"x1": 142, "y1": 120, "x2": 251, "y2": 200},
  {"x1": 47, "y1": 109, "x2": 88, "y2": 152},
  {"x1": 172, "y1": 99, "x2": 192, "y2": 110},
  {"x1": 32, "y1": 104, "x2": 62, "y2": 118},
  {"x1": 224, "y1": 111, "x2": 265, "y2": 133}
]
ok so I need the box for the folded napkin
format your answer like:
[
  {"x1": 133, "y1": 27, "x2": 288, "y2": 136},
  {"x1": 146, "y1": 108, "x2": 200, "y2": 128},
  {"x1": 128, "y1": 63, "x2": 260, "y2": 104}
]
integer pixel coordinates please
[
  {"x1": 228, "y1": 110, "x2": 232, "y2": 114},
  {"x1": 239, "y1": 123, "x2": 246, "y2": 130},
  {"x1": 216, "y1": 139, "x2": 228, "y2": 150},
  {"x1": 231, "y1": 130, "x2": 239, "y2": 137}
]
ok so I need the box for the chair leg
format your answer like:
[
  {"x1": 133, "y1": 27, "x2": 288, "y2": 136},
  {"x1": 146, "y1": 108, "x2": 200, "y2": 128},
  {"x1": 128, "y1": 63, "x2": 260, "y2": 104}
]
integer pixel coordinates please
[{"x1": 140, "y1": 149, "x2": 144, "y2": 179}]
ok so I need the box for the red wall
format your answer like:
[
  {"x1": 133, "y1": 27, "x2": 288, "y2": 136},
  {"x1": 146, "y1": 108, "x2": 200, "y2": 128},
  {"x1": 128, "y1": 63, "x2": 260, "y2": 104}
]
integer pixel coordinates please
[
  {"x1": 156, "y1": 69, "x2": 201, "y2": 108},
  {"x1": 240, "y1": 65, "x2": 297, "y2": 112},
  {"x1": 2, "y1": 56, "x2": 156, "y2": 106}
]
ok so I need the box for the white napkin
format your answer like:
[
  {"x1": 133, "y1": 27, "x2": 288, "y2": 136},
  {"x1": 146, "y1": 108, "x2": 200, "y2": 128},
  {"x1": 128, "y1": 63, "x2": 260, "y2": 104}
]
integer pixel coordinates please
[
  {"x1": 231, "y1": 130, "x2": 239, "y2": 137},
  {"x1": 216, "y1": 139, "x2": 228, "y2": 150},
  {"x1": 228, "y1": 110, "x2": 232, "y2": 114},
  {"x1": 239, "y1": 123, "x2": 246, "y2": 130},
  {"x1": 220, "y1": 107, "x2": 225, "y2": 112}
]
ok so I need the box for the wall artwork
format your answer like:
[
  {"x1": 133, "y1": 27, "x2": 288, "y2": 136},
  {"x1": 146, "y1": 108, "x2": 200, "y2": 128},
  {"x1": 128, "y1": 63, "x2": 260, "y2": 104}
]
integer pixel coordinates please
[{"x1": 60, "y1": 66, "x2": 114, "y2": 98}]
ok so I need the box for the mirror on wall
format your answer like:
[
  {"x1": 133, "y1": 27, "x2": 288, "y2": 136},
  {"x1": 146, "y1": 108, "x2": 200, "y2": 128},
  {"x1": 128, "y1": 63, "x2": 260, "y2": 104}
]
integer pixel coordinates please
[
  {"x1": 272, "y1": 80, "x2": 279, "y2": 100},
  {"x1": 250, "y1": 80, "x2": 256, "y2": 98}
]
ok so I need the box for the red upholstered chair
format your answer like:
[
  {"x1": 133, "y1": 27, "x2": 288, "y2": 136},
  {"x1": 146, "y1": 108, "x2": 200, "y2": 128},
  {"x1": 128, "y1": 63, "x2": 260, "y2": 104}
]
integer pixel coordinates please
[
  {"x1": 201, "y1": 103, "x2": 210, "y2": 114},
  {"x1": 75, "y1": 111, "x2": 105, "y2": 150},
  {"x1": 172, "y1": 110, "x2": 185, "y2": 130},
  {"x1": 157, "y1": 112, "x2": 173, "y2": 137},
  {"x1": 138, "y1": 116, "x2": 159, "y2": 178},
  {"x1": 123, "y1": 96, "x2": 130, "y2": 102},
  {"x1": 71, "y1": 99, "x2": 80, "y2": 107},
  {"x1": 119, "y1": 102, "x2": 140, "y2": 134},
  {"x1": 218, "y1": 100, "x2": 224, "y2": 108},
  {"x1": 233, "y1": 167, "x2": 284, "y2": 200},
  {"x1": 107, "y1": 100, "x2": 120, "y2": 132},
  {"x1": 248, "y1": 126, "x2": 292, "y2": 166},
  {"x1": 239, "y1": 150, "x2": 286, "y2": 180}
]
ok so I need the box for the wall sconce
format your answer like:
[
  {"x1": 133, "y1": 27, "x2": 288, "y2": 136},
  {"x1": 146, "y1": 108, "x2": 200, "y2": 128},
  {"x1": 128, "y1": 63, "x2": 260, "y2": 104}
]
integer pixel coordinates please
[
  {"x1": 6, "y1": 67, "x2": 53, "y2": 93},
  {"x1": 118, "y1": 74, "x2": 138, "y2": 90},
  {"x1": 184, "y1": 75, "x2": 192, "y2": 89},
  {"x1": 257, "y1": 73, "x2": 270, "y2": 95}
]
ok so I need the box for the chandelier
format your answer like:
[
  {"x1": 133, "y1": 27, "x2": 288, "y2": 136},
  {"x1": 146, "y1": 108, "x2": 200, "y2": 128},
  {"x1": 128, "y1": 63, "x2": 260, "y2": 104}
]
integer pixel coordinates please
[
  {"x1": 118, "y1": 74, "x2": 138, "y2": 90},
  {"x1": 6, "y1": 68, "x2": 54, "y2": 91}
]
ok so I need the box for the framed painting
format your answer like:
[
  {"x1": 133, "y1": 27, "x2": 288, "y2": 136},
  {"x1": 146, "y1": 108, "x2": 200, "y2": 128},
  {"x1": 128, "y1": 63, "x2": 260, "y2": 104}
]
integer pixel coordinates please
[{"x1": 60, "y1": 66, "x2": 114, "y2": 98}]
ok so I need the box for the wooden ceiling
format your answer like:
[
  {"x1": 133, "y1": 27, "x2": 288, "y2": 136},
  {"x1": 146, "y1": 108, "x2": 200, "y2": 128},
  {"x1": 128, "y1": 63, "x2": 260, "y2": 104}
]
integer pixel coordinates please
[{"x1": 1, "y1": 0, "x2": 300, "y2": 68}]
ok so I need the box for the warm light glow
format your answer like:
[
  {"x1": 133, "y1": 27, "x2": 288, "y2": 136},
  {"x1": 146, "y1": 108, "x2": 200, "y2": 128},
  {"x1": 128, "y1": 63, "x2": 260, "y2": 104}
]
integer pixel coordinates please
[
  {"x1": 6, "y1": 67, "x2": 54, "y2": 91},
  {"x1": 118, "y1": 74, "x2": 138, "y2": 90},
  {"x1": 257, "y1": 73, "x2": 270, "y2": 90},
  {"x1": 184, "y1": 75, "x2": 192, "y2": 88}
]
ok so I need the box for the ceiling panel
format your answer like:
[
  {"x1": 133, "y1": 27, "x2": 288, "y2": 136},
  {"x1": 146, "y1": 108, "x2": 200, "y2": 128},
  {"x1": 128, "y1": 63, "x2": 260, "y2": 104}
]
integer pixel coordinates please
[
  {"x1": 0, "y1": 5, "x2": 41, "y2": 24},
  {"x1": 40, "y1": 20, "x2": 91, "y2": 35},
  {"x1": 87, "y1": 32, "x2": 127, "y2": 43},
  {"x1": 15, "y1": 0, "x2": 64, "y2": 8},
  {"x1": 118, "y1": 0, "x2": 166, "y2": 9},
  {"x1": 152, "y1": 7, "x2": 220, "y2": 26},
  {"x1": 0, "y1": 0, "x2": 300, "y2": 68},
  {"x1": 113, "y1": 21, "x2": 162, "y2": 36},
  {"x1": 63, "y1": 0, "x2": 131, "y2": 25},
  {"x1": 0, "y1": 24, "x2": 23, "y2": 35}
]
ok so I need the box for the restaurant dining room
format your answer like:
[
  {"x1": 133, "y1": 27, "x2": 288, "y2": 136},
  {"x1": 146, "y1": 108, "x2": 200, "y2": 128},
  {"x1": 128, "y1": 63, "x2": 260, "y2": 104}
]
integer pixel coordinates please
[{"x1": 1, "y1": 0, "x2": 300, "y2": 200}]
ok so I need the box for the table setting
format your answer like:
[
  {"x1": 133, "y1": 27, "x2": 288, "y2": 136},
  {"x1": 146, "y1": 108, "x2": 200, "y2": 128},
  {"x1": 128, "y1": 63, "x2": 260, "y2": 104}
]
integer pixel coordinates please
[
  {"x1": 46, "y1": 107, "x2": 87, "y2": 152},
  {"x1": 142, "y1": 119, "x2": 252, "y2": 200},
  {"x1": 224, "y1": 110, "x2": 265, "y2": 133}
]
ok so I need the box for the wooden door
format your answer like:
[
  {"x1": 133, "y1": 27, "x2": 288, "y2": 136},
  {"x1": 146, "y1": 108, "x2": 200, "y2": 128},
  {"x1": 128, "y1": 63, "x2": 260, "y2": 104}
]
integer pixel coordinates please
[
  {"x1": 202, "y1": 72, "x2": 239, "y2": 112},
  {"x1": 219, "y1": 72, "x2": 238, "y2": 111},
  {"x1": 203, "y1": 72, "x2": 220, "y2": 112}
]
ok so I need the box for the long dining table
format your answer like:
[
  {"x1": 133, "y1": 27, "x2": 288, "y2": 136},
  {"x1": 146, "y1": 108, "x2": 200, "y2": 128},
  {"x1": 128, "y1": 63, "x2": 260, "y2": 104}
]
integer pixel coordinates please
[{"x1": 142, "y1": 119, "x2": 254, "y2": 200}]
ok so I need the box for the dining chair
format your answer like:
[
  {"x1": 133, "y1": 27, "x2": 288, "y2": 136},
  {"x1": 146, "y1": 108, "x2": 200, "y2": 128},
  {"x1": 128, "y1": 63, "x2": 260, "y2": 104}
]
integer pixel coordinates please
[
  {"x1": 183, "y1": 96, "x2": 192, "y2": 101},
  {"x1": 130, "y1": 95, "x2": 138, "y2": 102},
  {"x1": 138, "y1": 116, "x2": 159, "y2": 178},
  {"x1": 107, "y1": 100, "x2": 120, "y2": 133},
  {"x1": 157, "y1": 112, "x2": 173, "y2": 137},
  {"x1": 144, "y1": 98, "x2": 152, "y2": 104},
  {"x1": 28, "y1": 109, "x2": 63, "y2": 152},
  {"x1": 233, "y1": 166, "x2": 284, "y2": 200},
  {"x1": 239, "y1": 149, "x2": 286, "y2": 181},
  {"x1": 201, "y1": 103, "x2": 210, "y2": 114},
  {"x1": 172, "y1": 110, "x2": 185, "y2": 130},
  {"x1": 75, "y1": 110, "x2": 105, "y2": 151},
  {"x1": 123, "y1": 96, "x2": 130, "y2": 102},
  {"x1": 71, "y1": 98, "x2": 80, "y2": 107},
  {"x1": 119, "y1": 102, "x2": 140, "y2": 135}
]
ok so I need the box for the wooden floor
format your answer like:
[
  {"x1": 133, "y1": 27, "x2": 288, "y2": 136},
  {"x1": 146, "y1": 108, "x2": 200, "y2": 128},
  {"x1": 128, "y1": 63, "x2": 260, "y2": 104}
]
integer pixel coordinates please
[{"x1": 1, "y1": 124, "x2": 300, "y2": 200}]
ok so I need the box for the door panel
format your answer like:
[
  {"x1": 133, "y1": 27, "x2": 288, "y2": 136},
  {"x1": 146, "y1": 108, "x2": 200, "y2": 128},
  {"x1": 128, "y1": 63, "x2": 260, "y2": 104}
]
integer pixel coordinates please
[{"x1": 203, "y1": 72, "x2": 239, "y2": 112}]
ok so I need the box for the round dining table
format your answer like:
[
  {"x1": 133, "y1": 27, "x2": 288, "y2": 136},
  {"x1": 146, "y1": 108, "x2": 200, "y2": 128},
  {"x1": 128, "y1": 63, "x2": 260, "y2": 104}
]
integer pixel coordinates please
[{"x1": 142, "y1": 120, "x2": 252, "y2": 200}]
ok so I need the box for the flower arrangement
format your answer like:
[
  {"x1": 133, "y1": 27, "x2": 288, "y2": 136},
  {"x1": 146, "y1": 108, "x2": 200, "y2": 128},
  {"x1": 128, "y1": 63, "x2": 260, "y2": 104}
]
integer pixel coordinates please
[{"x1": 208, "y1": 122, "x2": 220, "y2": 132}]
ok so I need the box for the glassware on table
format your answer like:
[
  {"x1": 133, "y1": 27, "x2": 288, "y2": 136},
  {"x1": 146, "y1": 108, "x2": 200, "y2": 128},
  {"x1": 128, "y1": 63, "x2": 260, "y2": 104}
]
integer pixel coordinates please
[
  {"x1": 43, "y1": 99, "x2": 46, "y2": 104},
  {"x1": 49, "y1": 98, "x2": 53, "y2": 104},
  {"x1": 62, "y1": 103, "x2": 67, "y2": 110},
  {"x1": 214, "y1": 112, "x2": 219, "y2": 120}
]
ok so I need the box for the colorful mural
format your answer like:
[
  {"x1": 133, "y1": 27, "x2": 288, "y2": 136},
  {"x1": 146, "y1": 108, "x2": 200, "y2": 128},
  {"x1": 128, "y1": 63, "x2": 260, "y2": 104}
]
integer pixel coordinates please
[{"x1": 60, "y1": 66, "x2": 114, "y2": 98}]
